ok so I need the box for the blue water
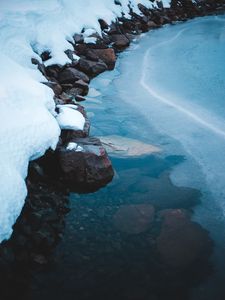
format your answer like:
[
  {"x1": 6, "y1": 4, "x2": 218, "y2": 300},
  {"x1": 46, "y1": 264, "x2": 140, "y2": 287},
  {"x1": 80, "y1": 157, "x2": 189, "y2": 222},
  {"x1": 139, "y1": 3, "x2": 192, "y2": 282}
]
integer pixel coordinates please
[{"x1": 29, "y1": 16, "x2": 225, "y2": 300}]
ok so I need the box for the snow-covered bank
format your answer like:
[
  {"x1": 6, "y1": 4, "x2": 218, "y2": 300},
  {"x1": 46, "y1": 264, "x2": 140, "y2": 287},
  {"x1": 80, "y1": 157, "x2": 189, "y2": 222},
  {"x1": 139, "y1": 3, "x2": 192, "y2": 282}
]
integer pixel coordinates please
[{"x1": 0, "y1": 0, "x2": 172, "y2": 242}]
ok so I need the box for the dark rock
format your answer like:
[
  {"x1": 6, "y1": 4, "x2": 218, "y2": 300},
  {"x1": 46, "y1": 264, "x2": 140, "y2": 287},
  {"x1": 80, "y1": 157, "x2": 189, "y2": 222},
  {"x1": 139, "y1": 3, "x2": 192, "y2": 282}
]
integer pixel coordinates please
[
  {"x1": 60, "y1": 104, "x2": 90, "y2": 141},
  {"x1": 86, "y1": 48, "x2": 116, "y2": 70},
  {"x1": 74, "y1": 79, "x2": 89, "y2": 95},
  {"x1": 56, "y1": 137, "x2": 114, "y2": 192},
  {"x1": 110, "y1": 34, "x2": 130, "y2": 50},
  {"x1": 98, "y1": 19, "x2": 109, "y2": 31},
  {"x1": 58, "y1": 67, "x2": 90, "y2": 84},
  {"x1": 78, "y1": 58, "x2": 107, "y2": 76},
  {"x1": 75, "y1": 95, "x2": 86, "y2": 102},
  {"x1": 43, "y1": 81, "x2": 62, "y2": 96},
  {"x1": 113, "y1": 204, "x2": 155, "y2": 234},
  {"x1": 73, "y1": 33, "x2": 84, "y2": 44},
  {"x1": 157, "y1": 209, "x2": 213, "y2": 269},
  {"x1": 40, "y1": 51, "x2": 51, "y2": 62},
  {"x1": 45, "y1": 64, "x2": 62, "y2": 79}
]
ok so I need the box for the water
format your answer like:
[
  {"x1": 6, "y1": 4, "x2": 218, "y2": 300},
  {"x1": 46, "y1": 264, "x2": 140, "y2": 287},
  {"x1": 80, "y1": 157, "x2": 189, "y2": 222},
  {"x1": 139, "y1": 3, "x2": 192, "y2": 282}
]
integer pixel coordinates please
[{"x1": 29, "y1": 16, "x2": 225, "y2": 300}]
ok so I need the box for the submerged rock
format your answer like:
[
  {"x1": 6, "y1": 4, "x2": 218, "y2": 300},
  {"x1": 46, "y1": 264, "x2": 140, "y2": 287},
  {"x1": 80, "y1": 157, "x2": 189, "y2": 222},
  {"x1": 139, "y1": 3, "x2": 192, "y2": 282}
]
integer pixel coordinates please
[
  {"x1": 113, "y1": 204, "x2": 155, "y2": 234},
  {"x1": 99, "y1": 135, "x2": 161, "y2": 157},
  {"x1": 157, "y1": 209, "x2": 213, "y2": 269}
]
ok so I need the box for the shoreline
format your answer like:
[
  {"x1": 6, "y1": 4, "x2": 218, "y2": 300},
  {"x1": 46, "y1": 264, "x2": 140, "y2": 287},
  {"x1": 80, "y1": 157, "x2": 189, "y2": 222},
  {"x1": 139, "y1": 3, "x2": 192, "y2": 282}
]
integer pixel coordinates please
[{"x1": 0, "y1": 0, "x2": 225, "y2": 297}]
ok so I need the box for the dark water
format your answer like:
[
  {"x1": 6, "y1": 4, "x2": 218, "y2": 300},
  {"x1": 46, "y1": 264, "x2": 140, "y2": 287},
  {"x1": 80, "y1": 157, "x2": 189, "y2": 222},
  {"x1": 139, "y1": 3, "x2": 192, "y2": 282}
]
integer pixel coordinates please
[{"x1": 24, "y1": 16, "x2": 225, "y2": 300}]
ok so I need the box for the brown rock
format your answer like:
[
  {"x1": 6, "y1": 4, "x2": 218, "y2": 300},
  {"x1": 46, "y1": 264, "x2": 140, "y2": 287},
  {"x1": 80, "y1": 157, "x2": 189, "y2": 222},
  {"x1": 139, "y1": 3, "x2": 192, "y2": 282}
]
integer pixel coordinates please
[
  {"x1": 87, "y1": 48, "x2": 116, "y2": 70},
  {"x1": 73, "y1": 79, "x2": 89, "y2": 95},
  {"x1": 157, "y1": 209, "x2": 212, "y2": 269},
  {"x1": 78, "y1": 58, "x2": 107, "y2": 76},
  {"x1": 57, "y1": 137, "x2": 114, "y2": 192},
  {"x1": 58, "y1": 67, "x2": 90, "y2": 84},
  {"x1": 111, "y1": 34, "x2": 130, "y2": 50},
  {"x1": 113, "y1": 204, "x2": 155, "y2": 234}
]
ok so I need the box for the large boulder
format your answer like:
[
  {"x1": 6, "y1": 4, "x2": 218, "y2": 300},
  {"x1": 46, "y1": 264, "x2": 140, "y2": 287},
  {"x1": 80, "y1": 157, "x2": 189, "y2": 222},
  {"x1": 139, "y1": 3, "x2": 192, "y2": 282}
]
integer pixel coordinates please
[
  {"x1": 58, "y1": 67, "x2": 90, "y2": 84},
  {"x1": 56, "y1": 137, "x2": 114, "y2": 192},
  {"x1": 157, "y1": 209, "x2": 212, "y2": 269},
  {"x1": 113, "y1": 204, "x2": 155, "y2": 234},
  {"x1": 110, "y1": 34, "x2": 130, "y2": 50},
  {"x1": 78, "y1": 58, "x2": 107, "y2": 77},
  {"x1": 86, "y1": 48, "x2": 116, "y2": 70}
]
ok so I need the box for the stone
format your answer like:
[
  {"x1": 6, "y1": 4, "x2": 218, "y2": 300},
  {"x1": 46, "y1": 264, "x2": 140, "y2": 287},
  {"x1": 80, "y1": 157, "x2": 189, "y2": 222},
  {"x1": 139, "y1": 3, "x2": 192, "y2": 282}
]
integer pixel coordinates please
[
  {"x1": 111, "y1": 34, "x2": 130, "y2": 50},
  {"x1": 78, "y1": 58, "x2": 107, "y2": 76},
  {"x1": 86, "y1": 48, "x2": 116, "y2": 70},
  {"x1": 56, "y1": 137, "x2": 114, "y2": 192},
  {"x1": 58, "y1": 67, "x2": 90, "y2": 84},
  {"x1": 43, "y1": 81, "x2": 62, "y2": 96},
  {"x1": 60, "y1": 104, "x2": 90, "y2": 140},
  {"x1": 113, "y1": 204, "x2": 155, "y2": 234},
  {"x1": 99, "y1": 19, "x2": 109, "y2": 31},
  {"x1": 98, "y1": 135, "x2": 161, "y2": 157},
  {"x1": 73, "y1": 79, "x2": 89, "y2": 95},
  {"x1": 157, "y1": 209, "x2": 212, "y2": 269},
  {"x1": 73, "y1": 33, "x2": 84, "y2": 44}
]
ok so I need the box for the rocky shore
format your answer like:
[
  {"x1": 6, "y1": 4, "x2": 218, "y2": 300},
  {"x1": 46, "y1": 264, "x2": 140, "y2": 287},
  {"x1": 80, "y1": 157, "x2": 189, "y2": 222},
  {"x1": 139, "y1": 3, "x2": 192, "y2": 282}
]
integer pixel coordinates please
[{"x1": 0, "y1": 0, "x2": 225, "y2": 297}]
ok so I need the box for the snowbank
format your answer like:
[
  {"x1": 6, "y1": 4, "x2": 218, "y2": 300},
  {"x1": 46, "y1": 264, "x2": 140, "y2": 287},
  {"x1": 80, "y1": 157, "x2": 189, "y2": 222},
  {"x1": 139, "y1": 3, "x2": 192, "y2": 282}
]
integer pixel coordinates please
[{"x1": 0, "y1": 0, "x2": 171, "y2": 242}]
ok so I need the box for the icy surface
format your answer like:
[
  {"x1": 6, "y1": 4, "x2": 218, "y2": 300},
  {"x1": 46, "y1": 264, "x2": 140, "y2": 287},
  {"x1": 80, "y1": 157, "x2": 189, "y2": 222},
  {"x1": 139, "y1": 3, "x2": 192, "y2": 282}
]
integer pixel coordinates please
[
  {"x1": 114, "y1": 16, "x2": 225, "y2": 212},
  {"x1": 0, "y1": 0, "x2": 167, "y2": 242}
]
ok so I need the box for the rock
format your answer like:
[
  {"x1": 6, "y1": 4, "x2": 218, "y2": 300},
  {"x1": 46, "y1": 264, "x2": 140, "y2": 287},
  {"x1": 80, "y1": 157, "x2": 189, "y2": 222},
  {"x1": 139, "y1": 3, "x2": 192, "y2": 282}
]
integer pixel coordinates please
[
  {"x1": 73, "y1": 33, "x2": 84, "y2": 44},
  {"x1": 99, "y1": 19, "x2": 109, "y2": 31},
  {"x1": 147, "y1": 21, "x2": 159, "y2": 29},
  {"x1": 56, "y1": 137, "x2": 114, "y2": 192},
  {"x1": 113, "y1": 204, "x2": 155, "y2": 234},
  {"x1": 40, "y1": 50, "x2": 51, "y2": 62},
  {"x1": 157, "y1": 209, "x2": 212, "y2": 269},
  {"x1": 98, "y1": 135, "x2": 161, "y2": 157},
  {"x1": 73, "y1": 79, "x2": 89, "y2": 95},
  {"x1": 58, "y1": 67, "x2": 90, "y2": 84},
  {"x1": 111, "y1": 34, "x2": 130, "y2": 50},
  {"x1": 75, "y1": 95, "x2": 86, "y2": 102},
  {"x1": 78, "y1": 58, "x2": 107, "y2": 76},
  {"x1": 86, "y1": 48, "x2": 116, "y2": 70},
  {"x1": 60, "y1": 104, "x2": 90, "y2": 140},
  {"x1": 45, "y1": 64, "x2": 62, "y2": 79},
  {"x1": 43, "y1": 81, "x2": 62, "y2": 96}
]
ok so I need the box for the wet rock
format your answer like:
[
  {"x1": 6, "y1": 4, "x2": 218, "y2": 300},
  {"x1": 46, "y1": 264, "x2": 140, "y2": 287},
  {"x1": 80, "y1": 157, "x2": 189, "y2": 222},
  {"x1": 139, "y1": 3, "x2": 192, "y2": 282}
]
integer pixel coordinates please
[
  {"x1": 56, "y1": 137, "x2": 114, "y2": 192},
  {"x1": 157, "y1": 209, "x2": 213, "y2": 269},
  {"x1": 111, "y1": 34, "x2": 130, "y2": 50},
  {"x1": 78, "y1": 58, "x2": 108, "y2": 76},
  {"x1": 58, "y1": 67, "x2": 90, "y2": 84},
  {"x1": 99, "y1": 135, "x2": 161, "y2": 157},
  {"x1": 113, "y1": 204, "x2": 155, "y2": 234}
]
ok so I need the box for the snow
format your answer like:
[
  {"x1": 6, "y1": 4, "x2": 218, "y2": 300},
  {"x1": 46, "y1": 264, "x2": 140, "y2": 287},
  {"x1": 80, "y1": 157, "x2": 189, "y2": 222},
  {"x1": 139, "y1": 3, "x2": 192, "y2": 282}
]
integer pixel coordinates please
[
  {"x1": 67, "y1": 142, "x2": 84, "y2": 152},
  {"x1": 0, "y1": 0, "x2": 171, "y2": 242},
  {"x1": 56, "y1": 105, "x2": 85, "y2": 131}
]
